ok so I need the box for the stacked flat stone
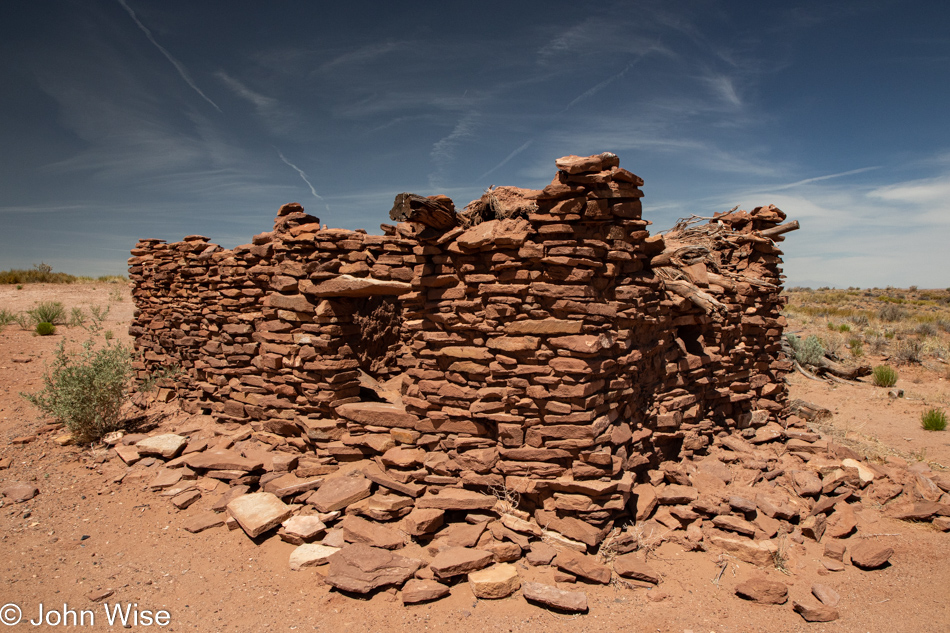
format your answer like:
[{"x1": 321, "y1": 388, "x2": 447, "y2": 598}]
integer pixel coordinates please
[{"x1": 128, "y1": 152, "x2": 794, "y2": 548}]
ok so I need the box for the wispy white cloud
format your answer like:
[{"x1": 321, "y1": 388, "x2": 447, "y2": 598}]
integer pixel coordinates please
[
  {"x1": 429, "y1": 111, "x2": 479, "y2": 188},
  {"x1": 216, "y1": 71, "x2": 296, "y2": 134},
  {"x1": 713, "y1": 164, "x2": 950, "y2": 287},
  {"x1": 869, "y1": 174, "x2": 950, "y2": 205},
  {"x1": 116, "y1": 0, "x2": 221, "y2": 112},
  {"x1": 478, "y1": 140, "x2": 534, "y2": 182},
  {"x1": 704, "y1": 73, "x2": 742, "y2": 107},
  {"x1": 317, "y1": 41, "x2": 407, "y2": 74},
  {"x1": 276, "y1": 149, "x2": 330, "y2": 212}
]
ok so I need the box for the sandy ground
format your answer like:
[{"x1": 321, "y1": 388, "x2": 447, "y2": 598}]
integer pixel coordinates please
[{"x1": 1, "y1": 284, "x2": 949, "y2": 633}]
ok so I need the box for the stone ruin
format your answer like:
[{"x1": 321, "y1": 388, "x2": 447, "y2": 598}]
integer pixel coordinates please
[{"x1": 121, "y1": 152, "x2": 888, "y2": 610}]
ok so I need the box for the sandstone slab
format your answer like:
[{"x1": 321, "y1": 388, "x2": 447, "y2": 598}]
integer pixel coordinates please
[
  {"x1": 468, "y1": 563, "x2": 521, "y2": 599},
  {"x1": 811, "y1": 583, "x2": 840, "y2": 607},
  {"x1": 793, "y1": 601, "x2": 839, "y2": 622},
  {"x1": 227, "y1": 492, "x2": 293, "y2": 538},
  {"x1": 522, "y1": 582, "x2": 588, "y2": 612},
  {"x1": 289, "y1": 543, "x2": 339, "y2": 570},
  {"x1": 709, "y1": 535, "x2": 778, "y2": 566},
  {"x1": 307, "y1": 476, "x2": 372, "y2": 513},
  {"x1": 281, "y1": 515, "x2": 326, "y2": 542},
  {"x1": 429, "y1": 547, "x2": 493, "y2": 579},
  {"x1": 136, "y1": 434, "x2": 187, "y2": 459},
  {"x1": 850, "y1": 541, "x2": 893, "y2": 569},
  {"x1": 340, "y1": 515, "x2": 404, "y2": 550},
  {"x1": 1, "y1": 482, "x2": 39, "y2": 502},
  {"x1": 554, "y1": 550, "x2": 610, "y2": 584},
  {"x1": 612, "y1": 554, "x2": 659, "y2": 584},
  {"x1": 325, "y1": 544, "x2": 421, "y2": 594},
  {"x1": 183, "y1": 513, "x2": 225, "y2": 533},
  {"x1": 402, "y1": 579, "x2": 450, "y2": 604},
  {"x1": 735, "y1": 577, "x2": 788, "y2": 604}
]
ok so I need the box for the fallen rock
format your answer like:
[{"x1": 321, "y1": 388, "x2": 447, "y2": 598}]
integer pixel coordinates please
[
  {"x1": 402, "y1": 579, "x2": 450, "y2": 604},
  {"x1": 468, "y1": 563, "x2": 521, "y2": 599},
  {"x1": 136, "y1": 433, "x2": 188, "y2": 459},
  {"x1": 822, "y1": 558, "x2": 845, "y2": 572},
  {"x1": 850, "y1": 541, "x2": 893, "y2": 569},
  {"x1": 712, "y1": 515, "x2": 757, "y2": 537},
  {"x1": 325, "y1": 544, "x2": 421, "y2": 594},
  {"x1": 289, "y1": 543, "x2": 339, "y2": 570},
  {"x1": 86, "y1": 589, "x2": 114, "y2": 602},
  {"x1": 307, "y1": 475, "x2": 372, "y2": 513},
  {"x1": 709, "y1": 535, "x2": 778, "y2": 566},
  {"x1": 183, "y1": 513, "x2": 225, "y2": 533},
  {"x1": 402, "y1": 508, "x2": 445, "y2": 535},
  {"x1": 793, "y1": 600, "x2": 839, "y2": 622},
  {"x1": 340, "y1": 515, "x2": 404, "y2": 550},
  {"x1": 522, "y1": 582, "x2": 588, "y2": 612},
  {"x1": 430, "y1": 547, "x2": 493, "y2": 579},
  {"x1": 526, "y1": 542, "x2": 557, "y2": 566},
  {"x1": 1, "y1": 482, "x2": 39, "y2": 502},
  {"x1": 280, "y1": 515, "x2": 327, "y2": 544},
  {"x1": 735, "y1": 577, "x2": 788, "y2": 604},
  {"x1": 171, "y1": 489, "x2": 201, "y2": 509},
  {"x1": 227, "y1": 492, "x2": 293, "y2": 538},
  {"x1": 554, "y1": 549, "x2": 610, "y2": 584},
  {"x1": 612, "y1": 554, "x2": 660, "y2": 584},
  {"x1": 824, "y1": 541, "x2": 846, "y2": 561},
  {"x1": 811, "y1": 583, "x2": 840, "y2": 607},
  {"x1": 633, "y1": 483, "x2": 658, "y2": 521}
]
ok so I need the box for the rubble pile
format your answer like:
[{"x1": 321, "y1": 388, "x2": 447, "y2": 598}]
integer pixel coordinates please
[{"x1": 109, "y1": 401, "x2": 949, "y2": 618}]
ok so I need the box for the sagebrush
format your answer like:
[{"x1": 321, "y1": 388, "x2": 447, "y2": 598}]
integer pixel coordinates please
[
  {"x1": 786, "y1": 334, "x2": 825, "y2": 366},
  {"x1": 24, "y1": 340, "x2": 133, "y2": 443}
]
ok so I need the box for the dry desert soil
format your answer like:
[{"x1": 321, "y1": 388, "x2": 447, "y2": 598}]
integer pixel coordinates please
[{"x1": 1, "y1": 283, "x2": 949, "y2": 632}]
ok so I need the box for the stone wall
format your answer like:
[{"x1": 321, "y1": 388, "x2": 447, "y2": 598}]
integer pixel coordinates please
[{"x1": 128, "y1": 152, "x2": 794, "y2": 542}]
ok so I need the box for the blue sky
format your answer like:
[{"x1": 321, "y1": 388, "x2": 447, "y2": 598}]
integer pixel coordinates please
[{"x1": 1, "y1": 0, "x2": 948, "y2": 287}]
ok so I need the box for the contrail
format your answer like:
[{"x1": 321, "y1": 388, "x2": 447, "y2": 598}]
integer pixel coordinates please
[
  {"x1": 116, "y1": 0, "x2": 221, "y2": 112},
  {"x1": 771, "y1": 166, "x2": 882, "y2": 191},
  {"x1": 276, "y1": 149, "x2": 330, "y2": 212},
  {"x1": 478, "y1": 140, "x2": 533, "y2": 182}
]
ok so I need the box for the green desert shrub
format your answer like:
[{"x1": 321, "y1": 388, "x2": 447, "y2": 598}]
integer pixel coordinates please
[
  {"x1": 68, "y1": 307, "x2": 86, "y2": 328},
  {"x1": 26, "y1": 301, "x2": 66, "y2": 326},
  {"x1": 0, "y1": 308, "x2": 16, "y2": 331},
  {"x1": 35, "y1": 321, "x2": 56, "y2": 336},
  {"x1": 871, "y1": 365, "x2": 899, "y2": 387},
  {"x1": 786, "y1": 334, "x2": 826, "y2": 366},
  {"x1": 23, "y1": 340, "x2": 133, "y2": 443},
  {"x1": 0, "y1": 263, "x2": 78, "y2": 285},
  {"x1": 848, "y1": 337, "x2": 864, "y2": 357},
  {"x1": 921, "y1": 408, "x2": 947, "y2": 432}
]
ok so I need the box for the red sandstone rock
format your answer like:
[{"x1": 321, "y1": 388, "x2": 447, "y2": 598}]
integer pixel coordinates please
[
  {"x1": 793, "y1": 600, "x2": 839, "y2": 622},
  {"x1": 325, "y1": 544, "x2": 421, "y2": 594},
  {"x1": 553, "y1": 550, "x2": 611, "y2": 584},
  {"x1": 735, "y1": 577, "x2": 788, "y2": 604},
  {"x1": 522, "y1": 582, "x2": 588, "y2": 612},
  {"x1": 401, "y1": 579, "x2": 450, "y2": 604},
  {"x1": 850, "y1": 541, "x2": 894, "y2": 569},
  {"x1": 429, "y1": 547, "x2": 493, "y2": 579}
]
